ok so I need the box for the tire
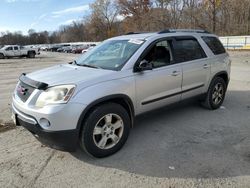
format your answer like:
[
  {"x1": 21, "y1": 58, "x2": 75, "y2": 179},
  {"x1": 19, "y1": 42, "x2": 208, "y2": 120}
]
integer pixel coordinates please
[
  {"x1": 201, "y1": 77, "x2": 227, "y2": 110},
  {"x1": 0, "y1": 53, "x2": 4, "y2": 59},
  {"x1": 80, "y1": 103, "x2": 130, "y2": 158},
  {"x1": 27, "y1": 51, "x2": 35, "y2": 58}
]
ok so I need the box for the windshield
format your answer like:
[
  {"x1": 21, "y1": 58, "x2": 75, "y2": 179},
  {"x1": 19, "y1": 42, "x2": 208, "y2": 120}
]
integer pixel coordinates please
[
  {"x1": 75, "y1": 39, "x2": 144, "y2": 71},
  {"x1": 1, "y1": 46, "x2": 7, "y2": 50}
]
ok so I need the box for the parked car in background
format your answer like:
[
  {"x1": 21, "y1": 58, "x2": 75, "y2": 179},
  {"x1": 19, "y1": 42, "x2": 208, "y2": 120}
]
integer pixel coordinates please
[
  {"x1": 56, "y1": 46, "x2": 67, "y2": 52},
  {"x1": 57, "y1": 46, "x2": 75, "y2": 53},
  {"x1": 40, "y1": 45, "x2": 49, "y2": 51},
  {"x1": 49, "y1": 44, "x2": 70, "y2": 52},
  {"x1": 48, "y1": 45, "x2": 60, "y2": 52},
  {"x1": 0, "y1": 45, "x2": 40, "y2": 59},
  {"x1": 62, "y1": 46, "x2": 73, "y2": 53},
  {"x1": 72, "y1": 45, "x2": 87, "y2": 54},
  {"x1": 82, "y1": 46, "x2": 95, "y2": 53},
  {"x1": 12, "y1": 29, "x2": 230, "y2": 158}
]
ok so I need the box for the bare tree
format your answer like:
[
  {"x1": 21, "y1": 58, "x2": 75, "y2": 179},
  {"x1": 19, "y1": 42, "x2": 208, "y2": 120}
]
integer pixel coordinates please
[
  {"x1": 91, "y1": 0, "x2": 120, "y2": 37},
  {"x1": 203, "y1": 0, "x2": 221, "y2": 32},
  {"x1": 118, "y1": 0, "x2": 152, "y2": 30},
  {"x1": 1, "y1": 0, "x2": 250, "y2": 45}
]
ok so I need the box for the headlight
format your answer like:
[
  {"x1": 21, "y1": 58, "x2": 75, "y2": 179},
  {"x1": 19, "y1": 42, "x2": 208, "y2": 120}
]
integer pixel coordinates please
[{"x1": 35, "y1": 85, "x2": 76, "y2": 108}]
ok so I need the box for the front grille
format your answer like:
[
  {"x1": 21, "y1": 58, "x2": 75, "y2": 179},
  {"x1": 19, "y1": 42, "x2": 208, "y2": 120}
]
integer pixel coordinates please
[{"x1": 16, "y1": 81, "x2": 35, "y2": 102}]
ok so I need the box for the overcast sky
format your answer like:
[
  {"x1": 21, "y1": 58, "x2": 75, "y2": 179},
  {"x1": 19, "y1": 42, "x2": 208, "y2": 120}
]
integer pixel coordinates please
[{"x1": 0, "y1": 0, "x2": 94, "y2": 34}]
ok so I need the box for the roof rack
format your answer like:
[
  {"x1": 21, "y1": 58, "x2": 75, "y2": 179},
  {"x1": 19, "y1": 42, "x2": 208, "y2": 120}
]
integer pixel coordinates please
[{"x1": 158, "y1": 29, "x2": 210, "y2": 34}]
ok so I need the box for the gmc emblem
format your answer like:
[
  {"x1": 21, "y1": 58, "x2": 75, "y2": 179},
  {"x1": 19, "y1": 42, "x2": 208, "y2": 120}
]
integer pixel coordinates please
[{"x1": 17, "y1": 85, "x2": 28, "y2": 95}]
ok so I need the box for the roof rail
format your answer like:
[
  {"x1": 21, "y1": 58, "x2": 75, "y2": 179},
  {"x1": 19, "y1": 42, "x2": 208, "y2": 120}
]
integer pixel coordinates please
[
  {"x1": 158, "y1": 29, "x2": 171, "y2": 34},
  {"x1": 158, "y1": 29, "x2": 210, "y2": 34},
  {"x1": 125, "y1": 32, "x2": 141, "y2": 35}
]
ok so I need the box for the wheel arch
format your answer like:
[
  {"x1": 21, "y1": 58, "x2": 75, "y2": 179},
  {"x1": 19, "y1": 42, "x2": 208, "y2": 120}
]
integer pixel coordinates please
[
  {"x1": 28, "y1": 50, "x2": 36, "y2": 54},
  {"x1": 202, "y1": 71, "x2": 229, "y2": 100},
  {"x1": 211, "y1": 71, "x2": 229, "y2": 86},
  {"x1": 76, "y1": 94, "x2": 135, "y2": 135},
  {"x1": 215, "y1": 71, "x2": 229, "y2": 85},
  {"x1": 202, "y1": 71, "x2": 229, "y2": 109}
]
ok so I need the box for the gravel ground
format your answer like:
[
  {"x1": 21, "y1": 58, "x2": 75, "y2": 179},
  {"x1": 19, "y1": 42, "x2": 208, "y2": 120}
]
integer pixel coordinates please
[{"x1": 0, "y1": 51, "x2": 250, "y2": 187}]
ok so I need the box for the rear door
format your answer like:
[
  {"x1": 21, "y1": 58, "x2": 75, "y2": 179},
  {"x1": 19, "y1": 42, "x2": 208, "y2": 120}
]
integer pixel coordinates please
[
  {"x1": 172, "y1": 36, "x2": 210, "y2": 99},
  {"x1": 13, "y1": 46, "x2": 21, "y2": 56}
]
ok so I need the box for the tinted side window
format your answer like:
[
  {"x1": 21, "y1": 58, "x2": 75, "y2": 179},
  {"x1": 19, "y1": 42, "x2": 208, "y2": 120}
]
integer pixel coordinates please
[
  {"x1": 173, "y1": 39, "x2": 206, "y2": 63},
  {"x1": 202, "y1": 36, "x2": 226, "y2": 55},
  {"x1": 6, "y1": 47, "x2": 13, "y2": 51},
  {"x1": 143, "y1": 40, "x2": 173, "y2": 68},
  {"x1": 14, "y1": 47, "x2": 18, "y2": 50}
]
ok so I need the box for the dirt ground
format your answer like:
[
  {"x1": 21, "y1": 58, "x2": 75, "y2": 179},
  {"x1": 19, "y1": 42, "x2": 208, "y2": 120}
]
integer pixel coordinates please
[{"x1": 0, "y1": 51, "x2": 250, "y2": 187}]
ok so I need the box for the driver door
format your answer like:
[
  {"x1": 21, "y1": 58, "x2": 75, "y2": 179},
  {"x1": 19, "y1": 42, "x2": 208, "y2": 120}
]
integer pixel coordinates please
[
  {"x1": 134, "y1": 39, "x2": 182, "y2": 114},
  {"x1": 5, "y1": 46, "x2": 14, "y2": 56}
]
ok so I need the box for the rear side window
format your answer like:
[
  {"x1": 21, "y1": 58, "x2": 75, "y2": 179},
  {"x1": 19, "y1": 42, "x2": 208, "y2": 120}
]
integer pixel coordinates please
[
  {"x1": 14, "y1": 46, "x2": 18, "y2": 50},
  {"x1": 202, "y1": 36, "x2": 226, "y2": 55},
  {"x1": 173, "y1": 38, "x2": 206, "y2": 63}
]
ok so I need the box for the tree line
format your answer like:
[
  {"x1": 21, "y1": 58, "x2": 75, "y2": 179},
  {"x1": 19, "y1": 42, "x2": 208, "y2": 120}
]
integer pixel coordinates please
[{"x1": 1, "y1": 0, "x2": 250, "y2": 45}]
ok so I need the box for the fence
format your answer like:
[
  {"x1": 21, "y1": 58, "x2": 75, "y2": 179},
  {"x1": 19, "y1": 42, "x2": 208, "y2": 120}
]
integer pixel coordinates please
[{"x1": 219, "y1": 36, "x2": 250, "y2": 50}]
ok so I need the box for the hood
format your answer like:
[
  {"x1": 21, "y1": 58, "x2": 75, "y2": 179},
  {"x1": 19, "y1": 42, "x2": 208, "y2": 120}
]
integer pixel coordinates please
[{"x1": 27, "y1": 64, "x2": 114, "y2": 87}]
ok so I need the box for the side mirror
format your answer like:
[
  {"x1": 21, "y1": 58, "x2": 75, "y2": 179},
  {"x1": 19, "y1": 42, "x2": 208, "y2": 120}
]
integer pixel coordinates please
[{"x1": 137, "y1": 60, "x2": 153, "y2": 71}]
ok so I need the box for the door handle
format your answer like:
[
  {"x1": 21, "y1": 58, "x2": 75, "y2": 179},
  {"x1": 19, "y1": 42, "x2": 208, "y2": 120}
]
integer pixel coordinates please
[
  {"x1": 171, "y1": 71, "x2": 180, "y2": 76},
  {"x1": 203, "y1": 64, "x2": 209, "y2": 69}
]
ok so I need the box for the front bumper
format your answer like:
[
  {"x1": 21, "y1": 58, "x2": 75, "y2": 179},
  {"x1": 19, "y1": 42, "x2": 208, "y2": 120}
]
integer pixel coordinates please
[
  {"x1": 12, "y1": 97, "x2": 86, "y2": 151},
  {"x1": 12, "y1": 104, "x2": 79, "y2": 151},
  {"x1": 12, "y1": 94, "x2": 86, "y2": 131},
  {"x1": 17, "y1": 116, "x2": 78, "y2": 151}
]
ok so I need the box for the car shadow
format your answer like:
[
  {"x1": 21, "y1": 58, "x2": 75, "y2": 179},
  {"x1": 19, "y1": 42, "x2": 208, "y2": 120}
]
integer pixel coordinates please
[{"x1": 71, "y1": 89, "x2": 250, "y2": 178}]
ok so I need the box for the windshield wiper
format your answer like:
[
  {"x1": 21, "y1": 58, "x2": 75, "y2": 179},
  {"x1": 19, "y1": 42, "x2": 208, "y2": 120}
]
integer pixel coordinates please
[
  {"x1": 75, "y1": 63, "x2": 101, "y2": 69},
  {"x1": 68, "y1": 60, "x2": 77, "y2": 65}
]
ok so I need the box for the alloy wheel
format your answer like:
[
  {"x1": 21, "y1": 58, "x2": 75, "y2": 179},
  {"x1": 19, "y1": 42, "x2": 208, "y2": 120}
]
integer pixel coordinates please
[
  {"x1": 212, "y1": 83, "x2": 224, "y2": 105},
  {"x1": 93, "y1": 113, "x2": 124, "y2": 150}
]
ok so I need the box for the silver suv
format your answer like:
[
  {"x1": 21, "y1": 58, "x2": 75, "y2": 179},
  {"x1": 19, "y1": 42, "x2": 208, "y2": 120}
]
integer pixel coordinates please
[{"x1": 12, "y1": 29, "x2": 231, "y2": 157}]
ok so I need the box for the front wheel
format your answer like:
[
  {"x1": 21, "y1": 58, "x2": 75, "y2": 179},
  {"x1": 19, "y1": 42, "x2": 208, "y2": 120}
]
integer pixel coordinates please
[
  {"x1": 80, "y1": 103, "x2": 130, "y2": 158},
  {"x1": 201, "y1": 77, "x2": 227, "y2": 110}
]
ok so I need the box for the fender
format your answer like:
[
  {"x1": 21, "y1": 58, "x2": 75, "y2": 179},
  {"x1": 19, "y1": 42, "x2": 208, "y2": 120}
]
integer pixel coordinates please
[
  {"x1": 76, "y1": 94, "x2": 135, "y2": 134},
  {"x1": 211, "y1": 71, "x2": 229, "y2": 84},
  {"x1": 206, "y1": 71, "x2": 229, "y2": 95}
]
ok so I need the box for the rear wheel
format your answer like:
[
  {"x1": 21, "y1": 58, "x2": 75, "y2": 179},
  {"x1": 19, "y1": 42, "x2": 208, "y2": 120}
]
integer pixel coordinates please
[
  {"x1": 201, "y1": 77, "x2": 227, "y2": 110},
  {"x1": 0, "y1": 53, "x2": 4, "y2": 59},
  {"x1": 80, "y1": 103, "x2": 130, "y2": 158},
  {"x1": 27, "y1": 51, "x2": 35, "y2": 58}
]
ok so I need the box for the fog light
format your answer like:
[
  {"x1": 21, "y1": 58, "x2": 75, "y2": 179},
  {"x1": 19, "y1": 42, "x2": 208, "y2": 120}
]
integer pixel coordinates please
[{"x1": 39, "y1": 118, "x2": 51, "y2": 128}]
